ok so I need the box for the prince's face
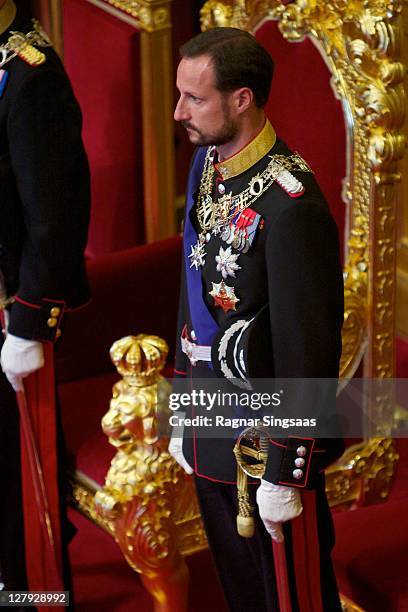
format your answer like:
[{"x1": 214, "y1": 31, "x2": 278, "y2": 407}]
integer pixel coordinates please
[{"x1": 174, "y1": 54, "x2": 238, "y2": 147}]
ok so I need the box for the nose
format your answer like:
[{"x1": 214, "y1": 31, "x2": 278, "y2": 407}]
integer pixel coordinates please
[{"x1": 174, "y1": 96, "x2": 188, "y2": 122}]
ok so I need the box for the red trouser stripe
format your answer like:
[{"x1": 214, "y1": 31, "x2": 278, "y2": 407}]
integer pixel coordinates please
[{"x1": 273, "y1": 540, "x2": 292, "y2": 612}]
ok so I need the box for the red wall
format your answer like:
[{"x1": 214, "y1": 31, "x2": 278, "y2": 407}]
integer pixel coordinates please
[
  {"x1": 63, "y1": 0, "x2": 145, "y2": 256},
  {"x1": 256, "y1": 20, "x2": 347, "y2": 253}
]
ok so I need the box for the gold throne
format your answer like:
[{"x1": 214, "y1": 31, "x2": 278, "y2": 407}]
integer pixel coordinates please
[{"x1": 67, "y1": 1, "x2": 406, "y2": 611}]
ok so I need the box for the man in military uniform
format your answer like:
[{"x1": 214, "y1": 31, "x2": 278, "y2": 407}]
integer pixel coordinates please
[
  {"x1": 0, "y1": 0, "x2": 90, "y2": 594},
  {"x1": 170, "y1": 28, "x2": 344, "y2": 611}
]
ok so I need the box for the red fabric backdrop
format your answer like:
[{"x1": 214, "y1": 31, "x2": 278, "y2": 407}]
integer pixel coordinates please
[
  {"x1": 63, "y1": 0, "x2": 145, "y2": 256},
  {"x1": 256, "y1": 20, "x2": 347, "y2": 255}
]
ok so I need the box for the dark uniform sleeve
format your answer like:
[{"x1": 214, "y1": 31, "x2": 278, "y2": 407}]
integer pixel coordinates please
[
  {"x1": 262, "y1": 198, "x2": 344, "y2": 487},
  {"x1": 6, "y1": 65, "x2": 90, "y2": 342}
]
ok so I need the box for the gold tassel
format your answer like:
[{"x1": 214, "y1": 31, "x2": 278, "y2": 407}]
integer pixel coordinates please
[
  {"x1": 236, "y1": 464, "x2": 255, "y2": 537},
  {"x1": 234, "y1": 427, "x2": 270, "y2": 538}
]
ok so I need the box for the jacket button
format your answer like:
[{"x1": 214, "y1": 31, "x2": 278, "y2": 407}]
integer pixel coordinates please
[
  {"x1": 293, "y1": 469, "x2": 303, "y2": 480},
  {"x1": 47, "y1": 317, "x2": 58, "y2": 328},
  {"x1": 50, "y1": 307, "x2": 61, "y2": 317},
  {"x1": 296, "y1": 446, "x2": 307, "y2": 457},
  {"x1": 294, "y1": 457, "x2": 305, "y2": 468}
]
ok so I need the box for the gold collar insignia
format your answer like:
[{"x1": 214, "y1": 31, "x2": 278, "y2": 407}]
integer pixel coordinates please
[
  {"x1": 214, "y1": 119, "x2": 276, "y2": 180},
  {"x1": 0, "y1": 0, "x2": 16, "y2": 38}
]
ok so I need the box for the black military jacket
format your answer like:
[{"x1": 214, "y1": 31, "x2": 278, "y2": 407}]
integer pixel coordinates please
[
  {"x1": 0, "y1": 9, "x2": 90, "y2": 342},
  {"x1": 175, "y1": 120, "x2": 345, "y2": 487}
]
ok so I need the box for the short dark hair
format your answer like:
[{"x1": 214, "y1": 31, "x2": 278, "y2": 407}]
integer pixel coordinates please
[{"x1": 179, "y1": 27, "x2": 274, "y2": 108}]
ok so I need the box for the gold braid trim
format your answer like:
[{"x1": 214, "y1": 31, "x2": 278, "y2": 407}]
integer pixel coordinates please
[{"x1": 236, "y1": 464, "x2": 255, "y2": 538}]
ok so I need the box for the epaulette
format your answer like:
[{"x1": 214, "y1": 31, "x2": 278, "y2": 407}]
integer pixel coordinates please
[
  {"x1": 270, "y1": 153, "x2": 313, "y2": 199},
  {"x1": 0, "y1": 19, "x2": 52, "y2": 69}
]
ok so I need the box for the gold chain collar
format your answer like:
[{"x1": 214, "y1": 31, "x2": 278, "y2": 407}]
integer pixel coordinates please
[{"x1": 197, "y1": 146, "x2": 312, "y2": 234}]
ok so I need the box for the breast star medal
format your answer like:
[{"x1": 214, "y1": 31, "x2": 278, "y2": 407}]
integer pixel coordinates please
[
  {"x1": 189, "y1": 239, "x2": 206, "y2": 270},
  {"x1": 215, "y1": 246, "x2": 241, "y2": 279},
  {"x1": 209, "y1": 280, "x2": 239, "y2": 313}
]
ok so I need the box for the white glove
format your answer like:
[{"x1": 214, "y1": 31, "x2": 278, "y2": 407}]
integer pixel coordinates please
[
  {"x1": 168, "y1": 412, "x2": 193, "y2": 474},
  {"x1": 1, "y1": 333, "x2": 44, "y2": 391},
  {"x1": 256, "y1": 479, "x2": 303, "y2": 543}
]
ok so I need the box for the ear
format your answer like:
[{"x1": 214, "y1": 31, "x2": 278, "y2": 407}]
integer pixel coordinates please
[{"x1": 232, "y1": 87, "x2": 254, "y2": 114}]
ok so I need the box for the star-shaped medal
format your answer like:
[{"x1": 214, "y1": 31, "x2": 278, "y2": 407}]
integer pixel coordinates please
[
  {"x1": 209, "y1": 280, "x2": 239, "y2": 313},
  {"x1": 215, "y1": 246, "x2": 241, "y2": 279},
  {"x1": 189, "y1": 240, "x2": 206, "y2": 270}
]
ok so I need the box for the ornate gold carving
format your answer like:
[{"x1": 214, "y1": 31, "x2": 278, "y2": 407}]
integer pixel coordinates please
[
  {"x1": 201, "y1": 0, "x2": 406, "y2": 384},
  {"x1": 109, "y1": 334, "x2": 168, "y2": 387},
  {"x1": 325, "y1": 438, "x2": 399, "y2": 508},
  {"x1": 341, "y1": 216, "x2": 368, "y2": 377},
  {"x1": 201, "y1": 0, "x2": 275, "y2": 32},
  {"x1": 70, "y1": 473, "x2": 114, "y2": 536},
  {"x1": 104, "y1": 0, "x2": 171, "y2": 32},
  {"x1": 94, "y1": 334, "x2": 205, "y2": 608}
]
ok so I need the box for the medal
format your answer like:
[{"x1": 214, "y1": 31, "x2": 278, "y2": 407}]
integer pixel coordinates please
[
  {"x1": 215, "y1": 246, "x2": 241, "y2": 279},
  {"x1": 209, "y1": 280, "x2": 239, "y2": 313},
  {"x1": 218, "y1": 193, "x2": 233, "y2": 223},
  {"x1": 195, "y1": 147, "x2": 310, "y2": 256},
  {"x1": 226, "y1": 226, "x2": 235, "y2": 245},
  {"x1": 236, "y1": 208, "x2": 262, "y2": 251},
  {"x1": 219, "y1": 208, "x2": 262, "y2": 253},
  {"x1": 197, "y1": 193, "x2": 216, "y2": 232},
  {"x1": 189, "y1": 239, "x2": 206, "y2": 270}
]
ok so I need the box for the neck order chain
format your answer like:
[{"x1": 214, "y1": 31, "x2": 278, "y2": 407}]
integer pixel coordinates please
[{"x1": 188, "y1": 146, "x2": 312, "y2": 270}]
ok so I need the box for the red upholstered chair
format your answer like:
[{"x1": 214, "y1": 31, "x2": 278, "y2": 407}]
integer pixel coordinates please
[
  {"x1": 57, "y1": 236, "x2": 182, "y2": 482},
  {"x1": 332, "y1": 449, "x2": 408, "y2": 611}
]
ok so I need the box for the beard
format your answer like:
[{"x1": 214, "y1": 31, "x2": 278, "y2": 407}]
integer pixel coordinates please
[{"x1": 181, "y1": 102, "x2": 238, "y2": 146}]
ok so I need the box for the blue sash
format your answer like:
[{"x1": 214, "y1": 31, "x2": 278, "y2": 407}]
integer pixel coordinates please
[{"x1": 183, "y1": 148, "x2": 219, "y2": 345}]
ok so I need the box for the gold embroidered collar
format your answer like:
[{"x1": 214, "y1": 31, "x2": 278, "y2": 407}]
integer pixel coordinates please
[
  {"x1": 214, "y1": 119, "x2": 276, "y2": 180},
  {"x1": 0, "y1": 0, "x2": 16, "y2": 37}
]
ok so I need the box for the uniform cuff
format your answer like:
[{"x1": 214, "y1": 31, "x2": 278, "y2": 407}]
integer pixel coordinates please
[
  {"x1": 263, "y1": 436, "x2": 315, "y2": 489},
  {"x1": 8, "y1": 296, "x2": 65, "y2": 342}
]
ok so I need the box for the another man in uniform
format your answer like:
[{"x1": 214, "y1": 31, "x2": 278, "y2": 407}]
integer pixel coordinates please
[
  {"x1": 170, "y1": 28, "x2": 344, "y2": 610},
  {"x1": 0, "y1": 0, "x2": 90, "y2": 594}
]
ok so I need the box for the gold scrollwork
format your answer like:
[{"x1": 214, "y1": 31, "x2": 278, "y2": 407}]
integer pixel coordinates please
[
  {"x1": 325, "y1": 437, "x2": 399, "y2": 508},
  {"x1": 70, "y1": 475, "x2": 114, "y2": 536},
  {"x1": 104, "y1": 0, "x2": 171, "y2": 32},
  {"x1": 93, "y1": 334, "x2": 205, "y2": 606},
  {"x1": 201, "y1": 1, "x2": 276, "y2": 32},
  {"x1": 201, "y1": 0, "x2": 406, "y2": 386}
]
